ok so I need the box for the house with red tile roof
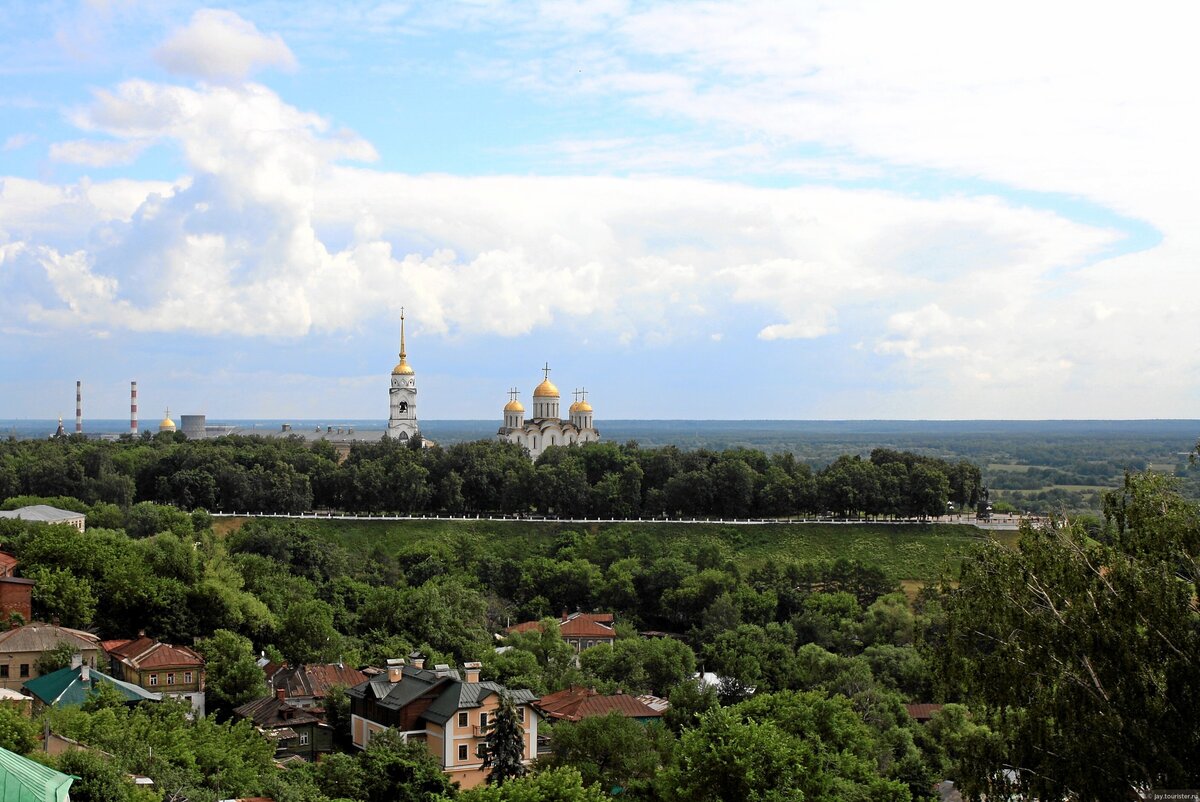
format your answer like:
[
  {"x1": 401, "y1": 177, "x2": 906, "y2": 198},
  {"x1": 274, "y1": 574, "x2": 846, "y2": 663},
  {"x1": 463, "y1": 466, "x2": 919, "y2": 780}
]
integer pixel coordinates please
[
  {"x1": 533, "y1": 686, "x2": 664, "y2": 724},
  {"x1": 505, "y1": 612, "x2": 616, "y2": 652},
  {"x1": 904, "y1": 703, "x2": 944, "y2": 723},
  {"x1": 105, "y1": 633, "x2": 205, "y2": 716},
  {"x1": 265, "y1": 663, "x2": 368, "y2": 710}
]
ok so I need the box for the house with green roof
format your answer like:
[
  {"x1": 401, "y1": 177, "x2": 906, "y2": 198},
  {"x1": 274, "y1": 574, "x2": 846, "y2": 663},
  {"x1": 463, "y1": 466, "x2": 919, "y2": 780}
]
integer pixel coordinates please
[
  {"x1": 22, "y1": 663, "x2": 160, "y2": 711},
  {"x1": 0, "y1": 746, "x2": 73, "y2": 802},
  {"x1": 346, "y1": 657, "x2": 538, "y2": 790}
]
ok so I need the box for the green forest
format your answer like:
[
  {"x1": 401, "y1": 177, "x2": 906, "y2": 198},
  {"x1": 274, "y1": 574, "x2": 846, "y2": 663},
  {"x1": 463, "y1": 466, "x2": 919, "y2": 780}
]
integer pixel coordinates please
[
  {"x1": 0, "y1": 462, "x2": 1197, "y2": 800},
  {"x1": 0, "y1": 434, "x2": 981, "y2": 520}
]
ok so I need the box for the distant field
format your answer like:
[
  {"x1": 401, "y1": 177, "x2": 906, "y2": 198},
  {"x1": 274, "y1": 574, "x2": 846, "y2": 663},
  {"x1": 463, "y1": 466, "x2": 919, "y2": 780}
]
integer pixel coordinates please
[{"x1": 222, "y1": 518, "x2": 1001, "y2": 583}]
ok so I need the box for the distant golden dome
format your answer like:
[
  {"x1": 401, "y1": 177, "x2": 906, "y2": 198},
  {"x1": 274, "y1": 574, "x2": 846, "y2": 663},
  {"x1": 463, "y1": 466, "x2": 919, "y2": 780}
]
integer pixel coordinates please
[
  {"x1": 533, "y1": 379, "x2": 560, "y2": 398},
  {"x1": 505, "y1": 399, "x2": 525, "y2": 413},
  {"x1": 159, "y1": 410, "x2": 176, "y2": 432},
  {"x1": 574, "y1": 400, "x2": 593, "y2": 413},
  {"x1": 392, "y1": 357, "x2": 414, "y2": 375}
]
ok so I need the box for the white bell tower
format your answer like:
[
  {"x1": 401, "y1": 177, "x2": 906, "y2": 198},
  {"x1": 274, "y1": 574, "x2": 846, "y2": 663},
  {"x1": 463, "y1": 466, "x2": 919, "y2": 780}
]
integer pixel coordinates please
[{"x1": 387, "y1": 308, "x2": 419, "y2": 441}]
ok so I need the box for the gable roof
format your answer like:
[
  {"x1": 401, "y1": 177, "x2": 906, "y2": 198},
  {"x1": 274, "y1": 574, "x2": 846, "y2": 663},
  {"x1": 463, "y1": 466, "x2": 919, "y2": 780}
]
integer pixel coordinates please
[
  {"x1": 0, "y1": 506, "x2": 84, "y2": 524},
  {"x1": 0, "y1": 623, "x2": 100, "y2": 654},
  {"x1": 22, "y1": 665, "x2": 161, "y2": 707},
  {"x1": 506, "y1": 612, "x2": 616, "y2": 639},
  {"x1": 347, "y1": 664, "x2": 536, "y2": 727},
  {"x1": 268, "y1": 664, "x2": 367, "y2": 699},
  {"x1": 904, "y1": 703, "x2": 944, "y2": 722},
  {"x1": 107, "y1": 637, "x2": 203, "y2": 670},
  {"x1": 0, "y1": 746, "x2": 74, "y2": 802},
  {"x1": 534, "y1": 686, "x2": 663, "y2": 722},
  {"x1": 234, "y1": 696, "x2": 324, "y2": 730}
]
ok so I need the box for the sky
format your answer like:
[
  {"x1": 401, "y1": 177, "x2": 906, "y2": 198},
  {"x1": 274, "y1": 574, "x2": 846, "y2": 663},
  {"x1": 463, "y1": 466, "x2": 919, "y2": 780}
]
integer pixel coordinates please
[{"x1": 0, "y1": 1, "x2": 1197, "y2": 421}]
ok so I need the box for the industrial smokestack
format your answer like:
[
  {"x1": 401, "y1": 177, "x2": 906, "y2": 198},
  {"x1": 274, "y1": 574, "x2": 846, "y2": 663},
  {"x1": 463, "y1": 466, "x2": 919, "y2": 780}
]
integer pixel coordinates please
[
  {"x1": 130, "y1": 381, "x2": 138, "y2": 434},
  {"x1": 75, "y1": 381, "x2": 82, "y2": 434}
]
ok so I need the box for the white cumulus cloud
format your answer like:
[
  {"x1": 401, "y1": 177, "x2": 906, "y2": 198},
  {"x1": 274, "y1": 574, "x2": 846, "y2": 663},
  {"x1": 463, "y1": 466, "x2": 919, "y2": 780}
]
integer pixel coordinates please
[{"x1": 153, "y1": 9, "x2": 298, "y2": 82}]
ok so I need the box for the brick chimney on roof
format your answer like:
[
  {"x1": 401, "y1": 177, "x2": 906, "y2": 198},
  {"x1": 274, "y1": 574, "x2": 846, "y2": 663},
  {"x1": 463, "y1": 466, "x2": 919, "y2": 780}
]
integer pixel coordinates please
[
  {"x1": 386, "y1": 658, "x2": 405, "y2": 683},
  {"x1": 463, "y1": 661, "x2": 482, "y2": 683},
  {"x1": 276, "y1": 687, "x2": 287, "y2": 701}
]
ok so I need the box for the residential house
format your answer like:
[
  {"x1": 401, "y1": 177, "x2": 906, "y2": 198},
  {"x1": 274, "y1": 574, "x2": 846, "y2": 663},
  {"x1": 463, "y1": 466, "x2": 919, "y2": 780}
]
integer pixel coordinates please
[
  {"x1": 0, "y1": 622, "x2": 102, "y2": 691},
  {"x1": 0, "y1": 688, "x2": 32, "y2": 716},
  {"x1": 346, "y1": 658, "x2": 539, "y2": 790},
  {"x1": 904, "y1": 703, "x2": 944, "y2": 724},
  {"x1": 0, "y1": 551, "x2": 33, "y2": 626},
  {"x1": 234, "y1": 689, "x2": 334, "y2": 762},
  {"x1": 23, "y1": 660, "x2": 160, "y2": 711},
  {"x1": 265, "y1": 662, "x2": 367, "y2": 711},
  {"x1": 0, "y1": 746, "x2": 74, "y2": 802},
  {"x1": 104, "y1": 633, "x2": 206, "y2": 716},
  {"x1": 534, "y1": 686, "x2": 664, "y2": 724},
  {"x1": 0, "y1": 505, "x2": 86, "y2": 531},
  {"x1": 505, "y1": 612, "x2": 617, "y2": 652}
]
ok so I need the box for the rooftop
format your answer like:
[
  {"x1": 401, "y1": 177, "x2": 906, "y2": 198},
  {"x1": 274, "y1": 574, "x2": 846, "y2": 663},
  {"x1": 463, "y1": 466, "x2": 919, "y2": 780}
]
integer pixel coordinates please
[
  {"x1": 0, "y1": 746, "x2": 74, "y2": 802},
  {"x1": 347, "y1": 664, "x2": 535, "y2": 726},
  {"x1": 235, "y1": 695, "x2": 324, "y2": 730},
  {"x1": 507, "y1": 612, "x2": 616, "y2": 640},
  {"x1": 107, "y1": 636, "x2": 204, "y2": 670},
  {"x1": 268, "y1": 663, "x2": 367, "y2": 700},
  {"x1": 0, "y1": 506, "x2": 85, "y2": 524},
  {"x1": 23, "y1": 665, "x2": 161, "y2": 708},
  {"x1": 0, "y1": 623, "x2": 100, "y2": 654},
  {"x1": 534, "y1": 686, "x2": 663, "y2": 722}
]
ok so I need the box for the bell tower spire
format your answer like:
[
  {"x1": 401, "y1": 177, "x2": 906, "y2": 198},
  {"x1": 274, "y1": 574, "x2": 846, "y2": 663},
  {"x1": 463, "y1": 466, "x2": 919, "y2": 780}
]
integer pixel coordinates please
[
  {"x1": 388, "y1": 307, "x2": 419, "y2": 441},
  {"x1": 399, "y1": 307, "x2": 407, "y2": 361}
]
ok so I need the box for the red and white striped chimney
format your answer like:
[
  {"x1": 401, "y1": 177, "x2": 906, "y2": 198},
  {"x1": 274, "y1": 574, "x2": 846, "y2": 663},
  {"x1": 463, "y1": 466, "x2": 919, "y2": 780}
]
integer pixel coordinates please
[
  {"x1": 75, "y1": 380, "x2": 82, "y2": 434},
  {"x1": 130, "y1": 381, "x2": 138, "y2": 434}
]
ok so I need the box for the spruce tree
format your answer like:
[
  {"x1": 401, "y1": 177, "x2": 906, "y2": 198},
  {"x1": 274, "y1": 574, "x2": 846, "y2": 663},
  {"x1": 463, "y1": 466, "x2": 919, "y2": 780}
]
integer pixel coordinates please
[{"x1": 482, "y1": 692, "x2": 527, "y2": 786}]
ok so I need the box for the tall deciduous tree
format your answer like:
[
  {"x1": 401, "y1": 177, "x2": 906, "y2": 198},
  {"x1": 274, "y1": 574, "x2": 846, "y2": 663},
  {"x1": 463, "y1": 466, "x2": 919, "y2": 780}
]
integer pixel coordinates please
[
  {"x1": 196, "y1": 629, "x2": 267, "y2": 717},
  {"x1": 941, "y1": 472, "x2": 1200, "y2": 799}
]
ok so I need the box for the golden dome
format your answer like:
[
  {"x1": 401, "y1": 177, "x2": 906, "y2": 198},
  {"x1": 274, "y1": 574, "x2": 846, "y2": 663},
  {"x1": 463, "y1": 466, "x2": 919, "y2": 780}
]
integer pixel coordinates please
[
  {"x1": 574, "y1": 400, "x2": 593, "y2": 413},
  {"x1": 504, "y1": 399, "x2": 525, "y2": 412},
  {"x1": 533, "y1": 379, "x2": 560, "y2": 398},
  {"x1": 159, "y1": 410, "x2": 176, "y2": 432}
]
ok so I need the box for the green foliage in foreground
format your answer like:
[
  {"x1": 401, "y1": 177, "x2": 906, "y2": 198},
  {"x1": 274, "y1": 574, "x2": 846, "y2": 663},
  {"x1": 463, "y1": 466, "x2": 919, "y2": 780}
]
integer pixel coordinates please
[{"x1": 941, "y1": 472, "x2": 1200, "y2": 799}]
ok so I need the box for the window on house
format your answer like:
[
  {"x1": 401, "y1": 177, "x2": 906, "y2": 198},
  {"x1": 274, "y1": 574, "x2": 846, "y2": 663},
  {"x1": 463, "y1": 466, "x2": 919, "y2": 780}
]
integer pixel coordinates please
[
  {"x1": 149, "y1": 674, "x2": 158, "y2": 686},
  {"x1": 19, "y1": 664, "x2": 28, "y2": 678},
  {"x1": 0, "y1": 665, "x2": 8, "y2": 678},
  {"x1": 479, "y1": 712, "x2": 488, "y2": 729},
  {"x1": 166, "y1": 673, "x2": 175, "y2": 686},
  {"x1": 184, "y1": 672, "x2": 192, "y2": 684},
  {"x1": 458, "y1": 711, "x2": 468, "y2": 728},
  {"x1": 459, "y1": 744, "x2": 469, "y2": 761},
  {"x1": 517, "y1": 706, "x2": 525, "y2": 723}
]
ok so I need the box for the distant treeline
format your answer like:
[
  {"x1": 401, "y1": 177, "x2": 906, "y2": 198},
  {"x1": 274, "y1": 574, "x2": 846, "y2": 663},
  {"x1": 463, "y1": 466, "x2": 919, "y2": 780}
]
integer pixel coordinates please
[{"x1": 0, "y1": 434, "x2": 982, "y2": 518}]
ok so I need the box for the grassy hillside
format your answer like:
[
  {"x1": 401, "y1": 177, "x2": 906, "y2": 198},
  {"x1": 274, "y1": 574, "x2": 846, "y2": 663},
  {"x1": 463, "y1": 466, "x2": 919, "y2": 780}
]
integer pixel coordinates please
[{"x1": 224, "y1": 517, "x2": 1000, "y2": 582}]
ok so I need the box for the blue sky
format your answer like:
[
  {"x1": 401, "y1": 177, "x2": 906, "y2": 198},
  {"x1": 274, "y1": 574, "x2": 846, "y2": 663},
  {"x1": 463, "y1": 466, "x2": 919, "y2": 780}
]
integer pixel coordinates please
[{"x1": 1, "y1": 1, "x2": 1196, "y2": 421}]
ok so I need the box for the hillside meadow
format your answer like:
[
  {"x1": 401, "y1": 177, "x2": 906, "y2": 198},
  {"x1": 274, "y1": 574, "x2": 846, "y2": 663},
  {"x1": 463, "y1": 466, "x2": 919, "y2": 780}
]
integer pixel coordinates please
[{"x1": 216, "y1": 517, "x2": 1001, "y2": 583}]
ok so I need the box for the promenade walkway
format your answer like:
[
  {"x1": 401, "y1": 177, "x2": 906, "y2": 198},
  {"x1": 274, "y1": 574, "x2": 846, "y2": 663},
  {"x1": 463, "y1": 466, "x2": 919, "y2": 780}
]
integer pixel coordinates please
[{"x1": 210, "y1": 511, "x2": 1033, "y2": 531}]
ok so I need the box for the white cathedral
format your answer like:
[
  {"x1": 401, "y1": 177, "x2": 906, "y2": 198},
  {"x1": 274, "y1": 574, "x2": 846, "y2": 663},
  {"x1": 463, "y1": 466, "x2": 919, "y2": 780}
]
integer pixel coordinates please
[
  {"x1": 498, "y1": 364, "x2": 599, "y2": 460},
  {"x1": 386, "y1": 310, "x2": 419, "y2": 441}
]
